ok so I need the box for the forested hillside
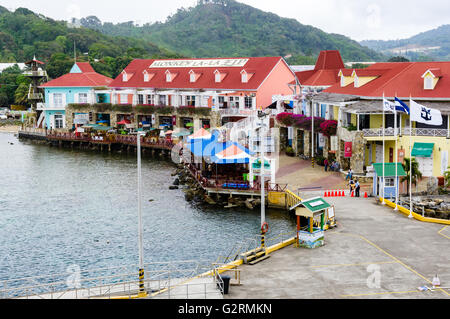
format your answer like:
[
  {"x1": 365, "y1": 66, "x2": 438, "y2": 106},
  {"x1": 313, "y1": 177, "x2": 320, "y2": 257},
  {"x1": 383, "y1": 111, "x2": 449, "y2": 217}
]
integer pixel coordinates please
[
  {"x1": 80, "y1": 0, "x2": 384, "y2": 63},
  {"x1": 0, "y1": 6, "x2": 182, "y2": 107},
  {"x1": 361, "y1": 25, "x2": 450, "y2": 61}
]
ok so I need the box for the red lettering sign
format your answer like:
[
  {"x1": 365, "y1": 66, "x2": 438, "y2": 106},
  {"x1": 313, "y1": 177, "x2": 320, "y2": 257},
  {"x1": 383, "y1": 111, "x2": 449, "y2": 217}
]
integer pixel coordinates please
[{"x1": 344, "y1": 142, "x2": 352, "y2": 158}]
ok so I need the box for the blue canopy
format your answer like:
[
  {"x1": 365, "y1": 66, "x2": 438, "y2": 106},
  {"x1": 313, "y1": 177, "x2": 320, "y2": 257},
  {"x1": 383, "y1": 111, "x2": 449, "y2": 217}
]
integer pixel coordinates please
[{"x1": 186, "y1": 130, "x2": 253, "y2": 164}]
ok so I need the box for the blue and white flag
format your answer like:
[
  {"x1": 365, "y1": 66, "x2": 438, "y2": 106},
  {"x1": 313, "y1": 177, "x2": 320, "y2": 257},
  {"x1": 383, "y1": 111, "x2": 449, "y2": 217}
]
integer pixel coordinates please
[
  {"x1": 395, "y1": 97, "x2": 410, "y2": 114},
  {"x1": 383, "y1": 98, "x2": 396, "y2": 113},
  {"x1": 410, "y1": 99, "x2": 442, "y2": 126}
]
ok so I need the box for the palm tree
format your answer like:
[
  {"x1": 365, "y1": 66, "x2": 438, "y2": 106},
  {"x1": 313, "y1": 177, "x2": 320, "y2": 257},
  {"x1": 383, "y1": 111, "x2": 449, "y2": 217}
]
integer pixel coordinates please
[
  {"x1": 443, "y1": 167, "x2": 450, "y2": 188},
  {"x1": 401, "y1": 157, "x2": 422, "y2": 194},
  {"x1": 14, "y1": 83, "x2": 30, "y2": 106}
]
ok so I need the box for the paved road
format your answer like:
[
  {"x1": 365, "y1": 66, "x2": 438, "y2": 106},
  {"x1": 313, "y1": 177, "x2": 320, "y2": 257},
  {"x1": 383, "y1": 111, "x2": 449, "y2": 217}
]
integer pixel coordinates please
[{"x1": 224, "y1": 194, "x2": 450, "y2": 299}]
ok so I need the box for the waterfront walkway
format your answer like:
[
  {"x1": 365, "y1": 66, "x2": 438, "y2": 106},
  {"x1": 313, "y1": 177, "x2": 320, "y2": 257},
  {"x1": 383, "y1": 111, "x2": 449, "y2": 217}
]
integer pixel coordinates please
[
  {"x1": 223, "y1": 195, "x2": 450, "y2": 299},
  {"x1": 276, "y1": 155, "x2": 372, "y2": 194}
]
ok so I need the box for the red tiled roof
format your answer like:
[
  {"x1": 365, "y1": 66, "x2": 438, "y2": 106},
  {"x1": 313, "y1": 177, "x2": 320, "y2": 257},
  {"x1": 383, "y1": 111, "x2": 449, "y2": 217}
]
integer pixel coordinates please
[
  {"x1": 314, "y1": 50, "x2": 345, "y2": 70},
  {"x1": 323, "y1": 62, "x2": 450, "y2": 98},
  {"x1": 41, "y1": 63, "x2": 113, "y2": 88},
  {"x1": 294, "y1": 50, "x2": 345, "y2": 87},
  {"x1": 108, "y1": 57, "x2": 285, "y2": 90}
]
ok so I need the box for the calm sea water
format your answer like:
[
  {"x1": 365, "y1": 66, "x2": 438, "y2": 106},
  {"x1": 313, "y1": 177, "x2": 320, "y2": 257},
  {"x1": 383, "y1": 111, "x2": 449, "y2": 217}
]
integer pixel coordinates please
[{"x1": 0, "y1": 132, "x2": 295, "y2": 281}]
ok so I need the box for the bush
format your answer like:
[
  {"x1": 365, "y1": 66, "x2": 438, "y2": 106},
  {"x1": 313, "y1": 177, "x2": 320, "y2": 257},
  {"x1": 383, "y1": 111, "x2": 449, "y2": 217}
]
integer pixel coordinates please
[
  {"x1": 135, "y1": 105, "x2": 155, "y2": 114},
  {"x1": 93, "y1": 103, "x2": 113, "y2": 113},
  {"x1": 114, "y1": 104, "x2": 133, "y2": 113},
  {"x1": 68, "y1": 103, "x2": 93, "y2": 111},
  {"x1": 155, "y1": 105, "x2": 175, "y2": 114}
]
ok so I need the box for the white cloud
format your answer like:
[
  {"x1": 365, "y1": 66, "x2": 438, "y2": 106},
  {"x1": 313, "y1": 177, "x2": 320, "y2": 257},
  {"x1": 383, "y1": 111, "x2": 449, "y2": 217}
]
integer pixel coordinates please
[{"x1": 0, "y1": 0, "x2": 449, "y2": 41}]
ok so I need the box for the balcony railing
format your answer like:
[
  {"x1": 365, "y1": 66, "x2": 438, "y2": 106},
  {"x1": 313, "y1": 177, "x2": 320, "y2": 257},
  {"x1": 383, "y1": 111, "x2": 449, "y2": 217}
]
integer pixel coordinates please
[
  {"x1": 23, "y1": 70, "x2": 48, "y2": 77},
  {"x1": 219, "y1": 108, "x2": 256, "y2": 117},
  {"x1": 363, "y1": 128, "x2": 449, "y2": 137}
]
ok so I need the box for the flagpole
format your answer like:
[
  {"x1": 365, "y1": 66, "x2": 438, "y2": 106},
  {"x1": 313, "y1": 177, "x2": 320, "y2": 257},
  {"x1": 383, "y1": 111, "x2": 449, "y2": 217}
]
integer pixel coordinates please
[
  {"x1": 409, "y1": 95, "x2": 413, "y2": 219},
  {"x1": 382, "y1": 92, "x2": 386, "y2": 205},
  {"x1": 394, "y1": 94, "x2": 398, "y2": 211}
]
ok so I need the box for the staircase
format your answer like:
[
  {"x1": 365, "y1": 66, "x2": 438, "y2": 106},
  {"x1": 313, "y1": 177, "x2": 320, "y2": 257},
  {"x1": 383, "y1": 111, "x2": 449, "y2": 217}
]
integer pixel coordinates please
[{"x1": 240, "y1": 247, "x2": 270, "y2": 265}]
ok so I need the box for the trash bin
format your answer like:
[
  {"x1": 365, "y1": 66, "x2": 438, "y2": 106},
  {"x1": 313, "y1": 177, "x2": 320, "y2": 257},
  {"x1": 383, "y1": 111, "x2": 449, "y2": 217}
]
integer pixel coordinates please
[{"x1": 220, "y1": 275, "x2": 231, "y2": 295}]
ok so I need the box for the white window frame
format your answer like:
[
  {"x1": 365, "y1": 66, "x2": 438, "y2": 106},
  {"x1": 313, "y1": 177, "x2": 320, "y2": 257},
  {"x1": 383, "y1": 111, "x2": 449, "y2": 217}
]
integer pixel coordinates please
[
  {"x1": 159, "y1": 95, "x2": 167, "y2": 106},
  {"x1": 147, "y1": 94, "x2": 155, "y2": 105},
  {"x1": 424, "y1": 76, "x2": 433, "y2": 90},
  {"x1": 244, "y1": 96, "x2": 253, "y2": 109},
  {"x1": 54, "y1": 114, "x2": 64, "y2": 129},
  {"x1": 384, "y1": 177, "x2": 395, "y2": 187},
  {"x1": 54, "y1": 93, "x2": 63, "y2": 108},
  {"x1": 241, "y1": 72, "x2": 248, "y2": 83},
  {"x1": 186, "y1": 96, "x2": 196, "y2": 107},
  {"x1": 120, "y1": 94, "x2": 128, "y2": 105},
  {"x1": 138, "y1": 94, "x2": 144, "y2": 105},
  {"x1": 78, "y1": 93, "x2": 88, "y2": 104}
]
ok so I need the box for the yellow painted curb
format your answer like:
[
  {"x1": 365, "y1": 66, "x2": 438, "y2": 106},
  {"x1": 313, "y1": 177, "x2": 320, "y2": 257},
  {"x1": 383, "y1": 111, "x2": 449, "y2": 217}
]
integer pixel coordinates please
[{"x1": 380, "y1": 198, "x2": 450, "y2": 225}]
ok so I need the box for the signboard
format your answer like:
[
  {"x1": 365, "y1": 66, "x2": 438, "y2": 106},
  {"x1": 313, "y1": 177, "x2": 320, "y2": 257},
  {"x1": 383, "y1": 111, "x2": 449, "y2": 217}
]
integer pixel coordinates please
[
  {"x1": 330, "y1": 136, "x2": 338, "y2": 151},
  {"x1": 149, "y1": 59, "x2": 249, "y2": 68},
  {"x1": 151, "y1": 114, "x2": 156, "y2": 125},
  {"x1": 74, "y1": 113, "x2": 89, "y2": 125},
  {"x1": 344, "y1": 142, "x2": 352, "y2": 158},
  {"x1": 318, "y1": 133, "x2": 325, "y2": 149}
]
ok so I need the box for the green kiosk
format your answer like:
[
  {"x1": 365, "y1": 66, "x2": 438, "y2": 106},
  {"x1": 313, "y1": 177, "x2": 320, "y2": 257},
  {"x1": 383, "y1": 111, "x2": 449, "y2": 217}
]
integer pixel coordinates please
[{"x1": 290, "y1": 196, "x2": 331, "y2": 249}]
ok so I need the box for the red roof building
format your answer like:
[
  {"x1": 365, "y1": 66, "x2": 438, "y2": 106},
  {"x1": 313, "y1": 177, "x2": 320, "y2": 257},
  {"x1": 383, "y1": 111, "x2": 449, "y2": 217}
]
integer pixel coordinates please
[
  {"x1": 323, "y1": 62, "x2": 450, "y2": 99},
  {"x1": 41, "y1": 62, "x2": 113, "y2": 88},
  {"x1": 294, "y1": 50, "x2": 345, "y2": 88},
  {"x1": 107, "y1": 57, "x2": 297, "y2": 116}
]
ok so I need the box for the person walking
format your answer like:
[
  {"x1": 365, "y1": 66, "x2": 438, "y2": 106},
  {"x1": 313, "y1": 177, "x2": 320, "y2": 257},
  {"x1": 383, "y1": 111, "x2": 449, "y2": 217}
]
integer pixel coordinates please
[
  {"x1": 355, "y1": 179, "x2": 361, "y2": 197},
  {"x1": 324, "y1": 158, "x2": 329, "y2": 172},
  {"x1": 345, "y1": 168, "x2": 353, "y2": 181}
]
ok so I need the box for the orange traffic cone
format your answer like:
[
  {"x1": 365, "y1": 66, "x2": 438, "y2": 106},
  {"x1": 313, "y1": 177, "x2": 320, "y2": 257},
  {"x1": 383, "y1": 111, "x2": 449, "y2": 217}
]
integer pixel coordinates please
[
  {"x1": 324, "y1": 190, "x2": 328, "y2": 197},
  {"x1": 351, "y1": 191, "x2": 354, "y2": 197},
  {"x1": 364, "y1": 192, "x2": 368, "y2": 198},
  {"x1": 342, "y1": 190, "x2": 346, "y2": 197},
  {"x1": 339, "y1": 190, "x2": 343, "y2": 197}
]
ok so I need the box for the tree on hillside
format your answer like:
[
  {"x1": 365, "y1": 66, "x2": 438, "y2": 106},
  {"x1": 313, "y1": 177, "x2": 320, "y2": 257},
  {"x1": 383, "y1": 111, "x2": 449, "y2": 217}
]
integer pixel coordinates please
[{"x1": 388, "y1": 56, "x2": 410, "y2": 62}]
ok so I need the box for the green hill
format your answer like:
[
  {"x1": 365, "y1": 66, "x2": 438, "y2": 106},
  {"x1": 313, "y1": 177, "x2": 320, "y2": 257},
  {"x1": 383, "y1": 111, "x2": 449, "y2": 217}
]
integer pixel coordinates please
[
  {"x1": 0, "y1": 6, "x2": 182, "y2": 79},
  {"x1": 80, "y1": 0, "x2": 384, "y2": 63},
  {"x1": 361, "y1": 25, "x2": 450, "y2": 61}
]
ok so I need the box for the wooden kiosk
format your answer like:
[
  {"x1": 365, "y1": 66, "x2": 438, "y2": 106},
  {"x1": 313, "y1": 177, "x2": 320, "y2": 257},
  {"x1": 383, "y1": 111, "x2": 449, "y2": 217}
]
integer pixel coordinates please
[{"x1": 291, "y1": 197, "x2": 331, "y2": 249}]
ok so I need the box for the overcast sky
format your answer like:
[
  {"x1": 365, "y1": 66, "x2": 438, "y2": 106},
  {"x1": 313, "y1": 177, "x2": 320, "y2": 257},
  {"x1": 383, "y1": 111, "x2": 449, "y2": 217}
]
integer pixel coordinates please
[{"x1": 1, "y1": 0, "x2": 449, "y2": 41}]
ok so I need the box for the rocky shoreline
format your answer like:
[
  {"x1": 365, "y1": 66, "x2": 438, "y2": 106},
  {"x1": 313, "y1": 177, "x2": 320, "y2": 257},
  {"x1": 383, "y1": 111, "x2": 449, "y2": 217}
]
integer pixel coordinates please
[
  {"x1": 401, "y1": 195, "x2": 450, "y2": 220},
  {"x1": 170, "y1": 164, "x2": 261, "y2": 210}
]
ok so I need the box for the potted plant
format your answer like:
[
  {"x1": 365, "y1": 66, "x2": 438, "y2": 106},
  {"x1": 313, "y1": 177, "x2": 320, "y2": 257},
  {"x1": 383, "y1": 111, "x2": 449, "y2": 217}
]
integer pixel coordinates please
[{"x1": 285, "y1": 146, "x2": 295, "y2": 157}]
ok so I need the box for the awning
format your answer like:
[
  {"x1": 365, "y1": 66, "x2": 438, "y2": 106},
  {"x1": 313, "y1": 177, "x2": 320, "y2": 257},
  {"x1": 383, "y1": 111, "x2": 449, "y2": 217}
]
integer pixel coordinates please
[
  {"x1": 411, "y1": 142, "x2": 434, "y2": 157},
  {"x1": 372, "y1": 163, "x2": 407, "y2": 177},
  {"x1": 187, "y1": 128, "x2": 212, "y2": 141}
]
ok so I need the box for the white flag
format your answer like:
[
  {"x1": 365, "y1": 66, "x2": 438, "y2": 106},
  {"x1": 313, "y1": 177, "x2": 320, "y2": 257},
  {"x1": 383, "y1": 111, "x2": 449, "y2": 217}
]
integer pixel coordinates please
[
  {"x1": 410, "y1": 100, "x2": 442, "y2": 126},
  {"x1": 383, "y1": 98, "x2": 396, "y2": 113}
]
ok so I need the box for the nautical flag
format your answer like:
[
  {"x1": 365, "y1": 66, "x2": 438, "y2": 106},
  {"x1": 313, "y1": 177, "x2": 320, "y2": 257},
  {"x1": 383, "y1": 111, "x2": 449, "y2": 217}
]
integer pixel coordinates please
[
  {"x1": 383, "y1": 98, "x2": 396, "y2": 113},
  {"x1": 394, "y1": 97, "x2": 410, "y2": 114},
  {"x1": 410, "y1": 99, "x2": 442, "y2": 126}
]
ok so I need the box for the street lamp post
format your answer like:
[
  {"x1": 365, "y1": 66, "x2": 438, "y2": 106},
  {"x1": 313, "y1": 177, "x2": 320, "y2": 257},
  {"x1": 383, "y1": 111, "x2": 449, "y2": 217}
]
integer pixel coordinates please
[{"x1": 137, "y1": 131, "x2": 146, "y2": 296}]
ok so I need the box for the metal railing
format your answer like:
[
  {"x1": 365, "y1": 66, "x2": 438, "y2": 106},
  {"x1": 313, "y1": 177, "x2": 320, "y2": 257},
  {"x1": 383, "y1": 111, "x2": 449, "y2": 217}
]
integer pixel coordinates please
[
  {"x1": 0, "y1": 260, "x2": 224, "y2": 299},
  {"x1": 185, "y1": 163, "x2": 287, "y2": 193},
  {"x1": 363, "y1": 127, "x2": 448, "y2": 137}
]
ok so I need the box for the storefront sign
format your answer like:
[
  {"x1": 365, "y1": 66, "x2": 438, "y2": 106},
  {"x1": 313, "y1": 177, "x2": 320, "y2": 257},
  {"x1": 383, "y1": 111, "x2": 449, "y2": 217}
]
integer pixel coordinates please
[
  {"x1": 149, "y1": 59, "x2": 249, "y2": 68},
  {"x1": 74, "y1": 113, "x2": 89, "y2": 125},
  {"x1": 344, "y1": 142, "x2": 352, "y2": 158},
  {"x1": 330, "y1": 136, "x2": 338, "y2": 151}
]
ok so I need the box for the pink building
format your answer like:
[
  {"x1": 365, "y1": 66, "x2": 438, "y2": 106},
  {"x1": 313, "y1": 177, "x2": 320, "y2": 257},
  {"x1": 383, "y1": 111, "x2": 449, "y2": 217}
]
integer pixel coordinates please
[{"x1": 107, "y1": 57, "x2": 297, "y2": 123}]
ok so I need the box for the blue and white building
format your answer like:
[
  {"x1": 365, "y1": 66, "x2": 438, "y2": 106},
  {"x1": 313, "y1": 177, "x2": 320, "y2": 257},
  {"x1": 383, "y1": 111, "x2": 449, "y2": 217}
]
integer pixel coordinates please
[{"x1": 39, "y1": 62, "x2": 112, "y2": 129}]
